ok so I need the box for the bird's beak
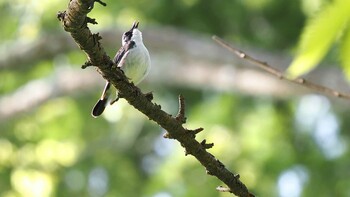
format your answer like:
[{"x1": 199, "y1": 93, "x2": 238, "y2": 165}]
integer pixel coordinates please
[{"x1": 131, "y1": 21, "x2": 139, "y2": 30}]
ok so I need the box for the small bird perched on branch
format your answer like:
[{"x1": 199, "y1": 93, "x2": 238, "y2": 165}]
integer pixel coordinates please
[{"x1": 91, "y1": 21, "x2": 151, "y2": 118}]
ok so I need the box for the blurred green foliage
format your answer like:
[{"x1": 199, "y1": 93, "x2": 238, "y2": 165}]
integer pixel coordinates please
[
  {"x1": 287, "y1": 0, "x2": 350, "y2": 78},
  {"x1": 1, "y1": 0, "x2": 350, "y2": 197}
]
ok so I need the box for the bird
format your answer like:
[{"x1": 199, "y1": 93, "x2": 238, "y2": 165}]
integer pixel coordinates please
[{"x1": 91, "y1": 21, "x2": 151, "y2": 118}]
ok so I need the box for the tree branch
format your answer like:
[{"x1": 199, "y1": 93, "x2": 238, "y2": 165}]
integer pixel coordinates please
[
  {"x1": 212, "y1": 35, "x2": 350, "y2": 100},
  {"x1": 57, "y1": 0, "x2": 254, "y2": 196}
]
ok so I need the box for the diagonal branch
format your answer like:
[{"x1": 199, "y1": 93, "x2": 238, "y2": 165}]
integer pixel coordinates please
[
  {"x1": 57, "y1": 0, "x2": 255, "y2": 196},
  {"x1": 212, "y1": 35, "x2": 350, "y2": 100}
]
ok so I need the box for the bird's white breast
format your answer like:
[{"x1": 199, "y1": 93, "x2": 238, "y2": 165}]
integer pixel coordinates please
[{"x1": 121, "y1": 43, "x2": 151, "y2": 85}]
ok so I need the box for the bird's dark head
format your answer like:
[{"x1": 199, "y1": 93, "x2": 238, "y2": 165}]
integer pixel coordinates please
[{"x1": 122, "y1": 21, "x2": 140, "y2": 45}]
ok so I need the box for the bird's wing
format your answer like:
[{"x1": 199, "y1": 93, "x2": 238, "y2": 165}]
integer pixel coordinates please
[{"x1": 113, "y1": 41, "x2": 136, "y2": 66}]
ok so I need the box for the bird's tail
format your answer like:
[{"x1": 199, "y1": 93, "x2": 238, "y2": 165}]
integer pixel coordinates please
[{"x1": 91, "y1": 81, "x2": 111, "y2": 118}]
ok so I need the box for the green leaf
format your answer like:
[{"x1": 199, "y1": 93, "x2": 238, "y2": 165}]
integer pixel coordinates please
[
  {"x1": 286, "y1": 1, "x2": 350, "y2": 78},
  {"x1": 340, "y1": 27, "x2": 350, "y2": 79}
]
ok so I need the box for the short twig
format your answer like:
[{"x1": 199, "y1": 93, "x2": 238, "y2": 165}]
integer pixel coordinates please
[
  {"x1": 212, "y1": 35, "x2": 350, "y2": 100},
  {"x1": 57, "y1": 11, "x2": 66, "y2": 21},
  {"x1": 200, "y1": 139, "x2": 214, "y2": 149},
  {"x1": 187, "y1": 127, "x2": 204, "y2": 138},
  {"x1": 81, "y1": 60, "x2": 93, "y2": 69},
  {"x1": 144, "y1": 92, "x2": 154, "y2": 101},
  {"x1": 175, "y1": 94, "x2": 187, "y2": 124},
  {"x1": 86, "y1": 17, "x2": 98, "y2": 25},
  {"x1": 95, "y1": 0, "x2": 107, "y2": 6}
]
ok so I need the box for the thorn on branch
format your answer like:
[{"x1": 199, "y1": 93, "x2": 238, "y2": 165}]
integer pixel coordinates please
[
  {"x1": 57, "y1": 11, "x2": 66, "y2": 21},
  {"x1": 86, "y1": 17, "x2": 98, "y2": 25},
  {"x1": 81, "y1": 60, "x2": 93, "y2": 69},
  {"x1": 155, "y1": 103, "x2": 162, "y2": 109},
  {"x1": 234, "y1": 174, "x2": 240, "y2": 179},
  {"x1": 175, "y1": 94, "x2": 187, "y2": 124},
  {"x1": 95, "y1": 0, "x2": 107, "y2": 6},
  {"x1": 93, "y1": 33, "x2": 103, "y2": 42},
  {"x1": 184, "y1": 127, "x2": 204, "y2": 139},
  {"x1": 92, "y1": 33, "x2": 103, "y2": 48},
  {"x1": 187, "y1": 127, "x2": 204, "y2": 138},
  {"x1": 200, "y1": 139, "x2": 214, "y2": 149},
  {"x1": 144, "y1": 92, "x2": 154, "y2": 101},
  {"x1": 163, "y1": 132, "x2": 172, "y2": 139},
  {"x1": 214, "y1": 158, "x2": 225, "y2": 169}
]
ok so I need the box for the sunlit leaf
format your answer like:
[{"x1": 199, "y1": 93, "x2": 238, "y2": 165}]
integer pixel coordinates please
[{"x1": 287, "y1": 1, "x2": 350, "y2": 78}]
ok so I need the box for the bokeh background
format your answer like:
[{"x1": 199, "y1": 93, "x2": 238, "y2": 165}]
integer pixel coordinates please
[{"x1": 1, "y1": 0, "x2": 350, "y2": 197}]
